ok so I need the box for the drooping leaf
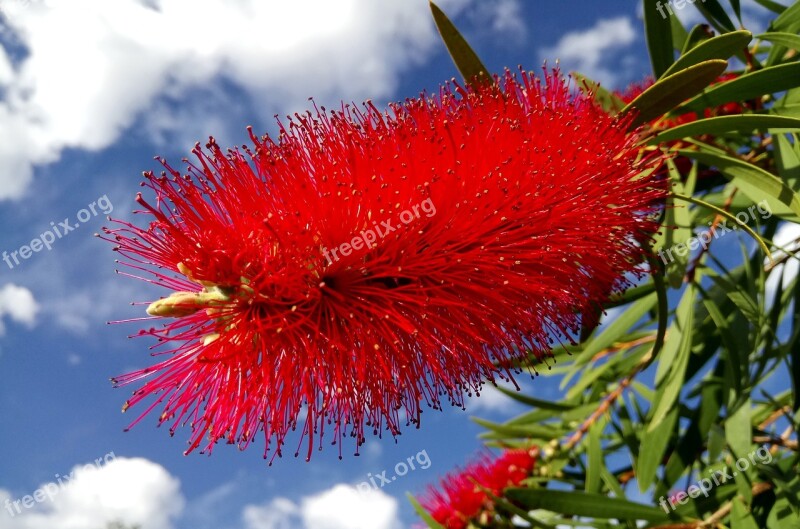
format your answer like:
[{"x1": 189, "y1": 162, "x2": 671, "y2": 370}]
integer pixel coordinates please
[
  {"x1": 679, "y1": 63, "x2": 800, "y2": 113},
  {"x1": 651, "y1": 115, "x2": 800, "y2": 143},
  {"x1": 505, "y1": 489, "x2": 672, "y2": 523},
  {"x1": 621, "y1": 60, "x2": 728, "y2": 127},
  {"x1": 638, "y1": 405, "x2": 679, "y2": 492},
  {"x1": 758, "y1": 31, "x2": 800, "y2": 51},
  {"x1": 677, "y1": 149, "x2": 800, "y2": 220},
  {"x1": 753, "y1": 0, "x2": 787, "y2": 15},
  {"x1": 662, "y1": 30, "x2": 752, "y2": 78},
  {"x1": 771, "y1": 0, "x2": 800, "y2": 32},
  {"x1": 726, "y1": 399, "x2": 753, "y2": 459}
]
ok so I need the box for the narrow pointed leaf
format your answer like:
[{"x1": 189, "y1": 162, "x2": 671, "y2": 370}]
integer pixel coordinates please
[
  {"x1": 621, "y1": 60, "x2": 728, "y2": 128},
  {"x1": 695, "y1": 0, "x2": 737, "y2": 31},
  {"x1": 643, "y1": 0, "x2": 675, "y2": 78},
  {"x1": 671, "y1": 193, "x2": 774, "y2": 261},
  {"x1": 504, "y1": 489, "x2": 671, "y2": 523},
  {"x1": 662, "y1": 30, "x2": 751, "y2": 78},
  {"x1": 638, "y1": 405, "x2": 679, "y2": 492},
  {"x1": 758, "y1": 32, "x2": 800, "y2": 51},
  {"x1": 429, "y1": 2, "x2": 489, "y2": 86},
  {"x1": 651, "y1": 115, "x2": 800, "y2": 143},
  {"x1": 679, "y1": 63, "x2": 800, "y2": 113},
  {"x1": 753, "y1": 0, "x2": 786, "y2": 14},
  {"x1": 677, "y1": 149, "x2": 800, "y2": 219},
  {"x1": 772, "y1": 0, "x2": 800, "y2": 32},
  {"x1": 683, "y1": 24, "x2": 717, "y2": 54}
]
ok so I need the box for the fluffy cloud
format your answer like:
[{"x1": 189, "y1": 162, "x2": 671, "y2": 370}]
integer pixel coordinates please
[
  {"x1": 242, "y1": 484, "x2": 401, "y2": 529},
  {"x1": 765, "y1": 222, "x2": 800, "y2": 307},
  {"x1": 540, "y1": 17, "x2": 637, "y2": 88},
  {"x1": 0, "y1": 0, "x2": 490, "y2": 200},
  {"x1": 0, "y1": 283, "x2": 38, "y2": 335},
  {"x1": 0, "y1": 456, "x2": 184, "y2": 529}
]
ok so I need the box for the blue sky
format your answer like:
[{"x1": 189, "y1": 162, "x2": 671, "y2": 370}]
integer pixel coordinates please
[{"x1": 0, "y1": 1, "x2": 786, "y2": 528}]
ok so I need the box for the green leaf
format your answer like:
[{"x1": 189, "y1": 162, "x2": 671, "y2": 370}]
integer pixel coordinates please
[
  {"x1": 728, "y1": 0, "x2": 742, "y2": 22},
  {"x1": 621, "y1": 60, "x2": 728, "y2": 128},
  {"x1": 504, "y1": 489, "x2": 671, "y2": 523},
  {"x1": 662, "y1": 30, "x2": 752, "y2": 78},
  {"x1": 586, "y1": 417, "x2": 605, "y2": 494},
  {"x1": 695, "y1": 0, "x2": 737, "y2": 32},
  {"x1": 708, "y1": 423, "x2": 726, "y2": 461},
  {"x1": 473, "y1": 417, "x2": 563, "y2": 440},
  {"x1": 727, "y1": 290, "x2": 762, "y2": 326},
  {"x1": 757, "y1": 31, "x2": 800, "y2": 51},
  {"x1": 671, "y1": 14, "x2": 692, "y2": 53},
  {"x1": 679, "y1": 63, "x2": 800, "y2": 113},
  {"x1": 701, "y1": 292, "x2": 744, "y2": 395},
  {"x1": 605, "y1": 281, "x2": 656, "y2": 308},
  {"x1": 682, "y1": 24, "x2": 716, "y2": 54},
  {"x1": 726, "y1": 399, "x2": 752, "y2": 459},
  {"x1": 671, "y1": 193, "x2": 774, "y2": 261},
  {"x1": 772, "y1": 0, "x2": 800, "y2": 32},
  {"x1": 731, "y1": 497, "x2": 761, "y2": 529},
  {"x1": 775, "y1": 133, "x2": 800, "y2": 185},
  {"x1": 643, "y1": 0, "x2": 676, "y2": 78},
  {"x1": 653, "y1": 161, "x2": 693, "y2": 287},
  {"x1": 492, "y1": 386, "x2": 578, "y2": 411},
  {"x1": 407, "y1": 494, "x2": 447, "y2": 529},
  {"x1": 572, "y1": 293, "x2": 658, "y2": 368},
  {"x1": 651, "y1": 115, "x2": 800, "y2": 144},
  {"x1": 649, "y1": 285, "x2": 695, "y2": 431},
  {"x1": 677, "y1": 149, "x2": 800, "y2": 220},
  {"x1": 638, "y1": 405, "x2": 679, "y2": 492},
  {"x1": 650, "y1": 252, "x2": 669, "y2": 361},
  {"x1": 429, "y1": 1, "x2": 489, "y2": 86},
  {"x1": 753, "y1": 0, "x2": 787, "y2": 15}
]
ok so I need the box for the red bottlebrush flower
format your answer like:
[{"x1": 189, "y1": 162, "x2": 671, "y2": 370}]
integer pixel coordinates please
[
  {"x1": 419, "y1": 448, "x2": 538, "y2": 529},
  {"x1": 102, "y1": 69, "x2": 666, "y2": 460}
]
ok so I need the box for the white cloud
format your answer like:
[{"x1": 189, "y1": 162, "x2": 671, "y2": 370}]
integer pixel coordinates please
[
  {"x1": 467, "y1": 381, "x2": 518, "y2": 413},
  {"x1": 540, "y1": 17, "x2": 637, "y2": 88},
  {"x1": 765, "y1": 222, "x2": 800, "y2": 307},
  {"x1": 242, "y1": 485, "x2": 401, "y2": 529},
  {"x1": 0, "y1": 283, "x2": 38, "y2": 334},
  {"x1": 0, "y1": 0, "x2": 488, "y2": 201},
  {"x1": 471, "y1": 0, "x2": 526, "y2": 44},
  {"x1": 0, "y1": 456, "x2": 184, "y2": 529},
  {"x1": 243, "y1": 498, "x2": 299, "y2": 529}
]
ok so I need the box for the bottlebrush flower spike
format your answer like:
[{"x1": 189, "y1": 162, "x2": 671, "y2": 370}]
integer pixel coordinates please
[
  {"x1": 102, "y1": 69, "x2": 666, "y2": 461},
  {"x1": 419, "y1": 448, "x2": 538, "y2": 529}
]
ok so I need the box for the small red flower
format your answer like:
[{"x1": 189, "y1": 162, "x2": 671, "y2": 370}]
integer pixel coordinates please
[
  {"x1": 419, "y1": 448, "x2": 538, "y2": 528},
  {"x1": 103, "y1": 69, "x2": 666, "y2": 460}
]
